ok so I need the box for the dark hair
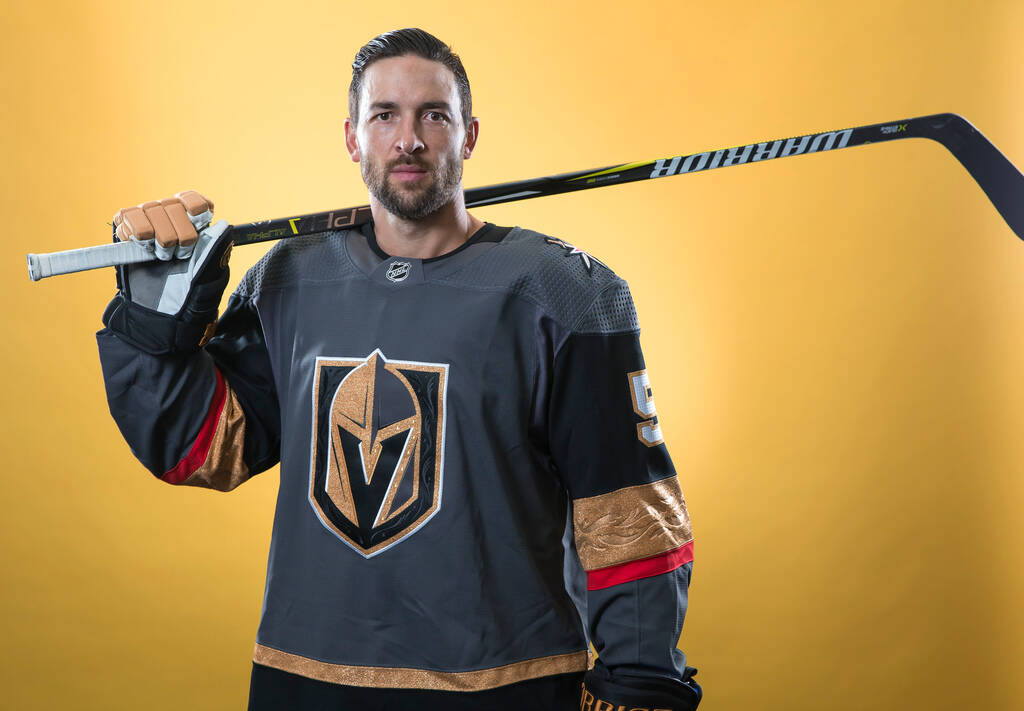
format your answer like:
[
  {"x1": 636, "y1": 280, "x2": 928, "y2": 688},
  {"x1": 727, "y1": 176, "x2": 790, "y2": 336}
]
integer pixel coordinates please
[{"x1": 349, "y1": 28, "x2": 472, "y2": 129}]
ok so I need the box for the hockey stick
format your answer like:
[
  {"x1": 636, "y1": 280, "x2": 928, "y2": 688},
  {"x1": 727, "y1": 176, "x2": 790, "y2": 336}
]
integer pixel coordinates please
[{"x1": 25, "y1": 112, "x2": 1023, "y2": 281}]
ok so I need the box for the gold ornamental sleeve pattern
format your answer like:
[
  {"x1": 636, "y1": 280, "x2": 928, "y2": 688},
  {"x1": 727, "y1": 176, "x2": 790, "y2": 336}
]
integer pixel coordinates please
[
  {"x1": 181, "y1": 384, "x2": 252, "y2": 491},
  {"x1": 572, "y1": 475, "x2": 693, "y2": 571}
]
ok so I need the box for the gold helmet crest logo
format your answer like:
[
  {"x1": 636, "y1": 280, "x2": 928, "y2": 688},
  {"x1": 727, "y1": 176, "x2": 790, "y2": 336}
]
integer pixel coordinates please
[
  {"x1": 309, "y1": 350, "x2": 449, "y2": 557},
  {"x1": 326, "y1": 352, "x2": 422, "y2": 528}
]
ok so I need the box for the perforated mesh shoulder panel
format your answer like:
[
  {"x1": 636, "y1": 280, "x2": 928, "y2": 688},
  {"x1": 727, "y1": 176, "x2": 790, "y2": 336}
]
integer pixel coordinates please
[
  {"x1": 574, "y1": 280, "x2": 639, "y2": 334},
  {"x1": 435, "y1": 228, "x2": 637, "y2": 334},
  {"x1": 232, "y1": 227, "x2": 639, "y2": 334},
  {"x1": 234, "y1": 231, "x2": 356, "y2": 297}
]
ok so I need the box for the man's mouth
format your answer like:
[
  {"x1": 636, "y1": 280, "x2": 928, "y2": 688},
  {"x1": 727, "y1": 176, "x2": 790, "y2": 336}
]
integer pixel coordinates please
[{"x1": 390, "y1": 164, "x2": 429, "y2": 182}]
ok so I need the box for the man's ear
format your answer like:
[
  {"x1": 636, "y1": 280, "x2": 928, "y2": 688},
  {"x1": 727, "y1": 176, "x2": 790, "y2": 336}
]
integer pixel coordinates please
[
  {"x1": 344, "y1": 117, "x2": 361, "y2": 162},
  {"x1": 463, "y1": 117, "x2": 480, "y2": 160}
]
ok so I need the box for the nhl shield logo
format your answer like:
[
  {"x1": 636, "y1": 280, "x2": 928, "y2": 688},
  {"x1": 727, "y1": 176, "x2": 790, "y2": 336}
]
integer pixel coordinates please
[
  {"x1": 309, "y1": 349, "x2": 448, "y2": 557},
  {"x1": 385, "y1": 261, "x2": 411, "y2": 282}
]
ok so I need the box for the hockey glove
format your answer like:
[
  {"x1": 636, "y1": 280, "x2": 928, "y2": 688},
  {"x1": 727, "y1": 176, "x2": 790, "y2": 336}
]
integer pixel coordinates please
[
  {"x1": 102, "y1": 191, "x2": 234, "y2": 356},
  {"x1": 581, "y1": 660, "x2": 702, "y2": 711}
]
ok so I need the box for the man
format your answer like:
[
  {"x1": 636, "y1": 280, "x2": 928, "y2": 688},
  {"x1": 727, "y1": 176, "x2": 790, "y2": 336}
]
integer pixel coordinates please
[{"x1": 98, "y1": 28, "x2": 702, "y2": 710}]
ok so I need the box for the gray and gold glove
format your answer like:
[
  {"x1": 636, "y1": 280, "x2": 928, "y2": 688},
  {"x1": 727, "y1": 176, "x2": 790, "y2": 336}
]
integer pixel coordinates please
[{"x1": 102, "y1": 191, "x2": 234, "y2": 355}]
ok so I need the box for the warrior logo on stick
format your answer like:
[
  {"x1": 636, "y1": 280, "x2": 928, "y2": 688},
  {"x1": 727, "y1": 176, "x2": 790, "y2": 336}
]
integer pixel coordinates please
[{"x1": 309, "y1": 350, "x2": 448, "y2": 557}]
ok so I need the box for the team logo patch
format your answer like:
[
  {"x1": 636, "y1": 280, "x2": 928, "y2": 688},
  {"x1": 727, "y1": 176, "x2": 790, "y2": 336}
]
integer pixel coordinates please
[
  {"x1": 309, "y1": 349, "x2": 448, "y2": 557},
  {"x1": 385, "y1": 261, "x2": 411, "y2": 282},
  {"x1": 544, "y1": 237, "x2": 604, "y2": 274}
]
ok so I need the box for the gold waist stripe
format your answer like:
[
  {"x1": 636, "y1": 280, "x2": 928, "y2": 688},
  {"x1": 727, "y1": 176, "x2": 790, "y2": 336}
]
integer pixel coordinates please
[{"x1": 253, "y1": 643, "x2": 591, "y2": 692}]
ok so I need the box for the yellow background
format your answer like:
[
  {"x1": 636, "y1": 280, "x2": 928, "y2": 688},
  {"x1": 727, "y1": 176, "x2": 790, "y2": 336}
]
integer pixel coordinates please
[{"x1": 3, "y1": 1, "x2": 1023, "y2": 709}]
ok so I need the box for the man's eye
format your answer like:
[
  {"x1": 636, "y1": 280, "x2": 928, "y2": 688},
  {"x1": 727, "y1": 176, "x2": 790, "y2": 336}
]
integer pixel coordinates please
[
  {"x1": 426, "y1": 111, "x2": 446, "y2": 122},
  {"x1": 376, "y1": 112, "x2": 392, "y2": 121}
]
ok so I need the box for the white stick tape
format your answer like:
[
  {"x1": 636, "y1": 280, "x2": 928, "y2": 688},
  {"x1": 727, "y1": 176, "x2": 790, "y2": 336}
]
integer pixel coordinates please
[
  {"x1": 26, "y1": 240, "x2": 160, "y2": 281},
  {"x1": 25, "y1": 221, "x2": 230, "y2": 281}
]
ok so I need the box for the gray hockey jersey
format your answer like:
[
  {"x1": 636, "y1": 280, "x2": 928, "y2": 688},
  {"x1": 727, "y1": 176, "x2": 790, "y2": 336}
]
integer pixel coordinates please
[{"x1": 96, "y1": 222, "x2": 696, "y2": 702}]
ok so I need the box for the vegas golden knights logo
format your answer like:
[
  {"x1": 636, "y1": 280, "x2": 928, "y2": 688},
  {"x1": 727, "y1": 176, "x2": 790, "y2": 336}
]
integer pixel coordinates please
[{"x1": 309, "y1": 350, "x2": 448, "y2": 557}]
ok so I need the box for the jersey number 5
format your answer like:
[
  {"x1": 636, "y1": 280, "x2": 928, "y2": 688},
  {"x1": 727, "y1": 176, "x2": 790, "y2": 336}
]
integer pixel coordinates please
[{"x1": 628, "y1": 369, "x2": 664, "y2": 447}]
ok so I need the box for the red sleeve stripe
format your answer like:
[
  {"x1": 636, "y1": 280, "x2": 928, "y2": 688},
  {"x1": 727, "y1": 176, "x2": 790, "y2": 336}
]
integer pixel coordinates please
[
  {"x1": 161, "y1": 370, "x2": 227, "y2": 485},
  {"x1": 585, "y1": 540, "x2": 694, "y2": 591}
]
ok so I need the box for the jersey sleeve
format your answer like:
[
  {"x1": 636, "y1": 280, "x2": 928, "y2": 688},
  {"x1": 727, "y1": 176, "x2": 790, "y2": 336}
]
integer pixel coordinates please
[
  {"x1": 547, "y1": 278, "x2": 698, "y2": 693},
  {"x1": 96, "y1": 287, "x2": 281, "y2": 491}
]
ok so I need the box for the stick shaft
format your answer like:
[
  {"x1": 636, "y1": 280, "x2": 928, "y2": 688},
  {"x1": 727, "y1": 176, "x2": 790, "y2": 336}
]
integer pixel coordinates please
[{"x1": 26, "y1": 112, "x2": 1024, "y2": 281}]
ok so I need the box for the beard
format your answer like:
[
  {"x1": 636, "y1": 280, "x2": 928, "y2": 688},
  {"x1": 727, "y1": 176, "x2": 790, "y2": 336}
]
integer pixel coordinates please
[{"x1": 362, "y1": 153, "x2": 463, "y2": 221}]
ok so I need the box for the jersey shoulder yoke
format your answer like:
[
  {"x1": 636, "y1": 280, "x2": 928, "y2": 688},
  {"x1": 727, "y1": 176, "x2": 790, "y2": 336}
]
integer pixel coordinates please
[
  {"x1": 440, "y1": 227, "x2": 639, "y2": 334},
  {"x1": 234, "y1": 230, "x2": 355, "y2": 298}
]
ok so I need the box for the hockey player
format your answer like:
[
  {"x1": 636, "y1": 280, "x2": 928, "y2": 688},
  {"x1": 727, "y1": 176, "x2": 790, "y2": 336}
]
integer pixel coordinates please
[{"x1": 97, "y1": 28, "x2": 702, "y2": 710}]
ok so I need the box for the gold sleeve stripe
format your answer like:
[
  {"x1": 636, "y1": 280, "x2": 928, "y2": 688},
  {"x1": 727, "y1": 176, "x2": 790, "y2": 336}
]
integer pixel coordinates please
[
  {"x1": 181, "y1": 373, "x2": 251, "y2": 491},
  {"x1": 161, "y1": 370, "x2": 228, "y2": 485},
  {"x1": 253, "y1": 643, "x2": 592, "y2": 692},
  {"x1": 572, "y1": 475, "x2": 693, "y2": 571},
  {"x1": 161, "y1": 370, "x2": 251, "y2": 492}
]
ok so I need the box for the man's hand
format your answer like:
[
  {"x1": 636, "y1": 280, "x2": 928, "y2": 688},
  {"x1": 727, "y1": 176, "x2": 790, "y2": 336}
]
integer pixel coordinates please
[
  {"x1": 113, "y1": 190, "x2": 215, "y2": 261},
  {"x1": 103, "y1": 191, "x2": 233, "y2": 356}
]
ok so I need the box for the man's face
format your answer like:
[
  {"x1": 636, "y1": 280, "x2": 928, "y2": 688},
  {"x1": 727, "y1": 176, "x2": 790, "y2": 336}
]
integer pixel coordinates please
[{"x1": 345, "y1": 55, "x2": 478, "y2": 221}]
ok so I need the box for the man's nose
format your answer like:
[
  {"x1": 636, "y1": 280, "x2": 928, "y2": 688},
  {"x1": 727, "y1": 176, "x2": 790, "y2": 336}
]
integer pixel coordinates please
[{"x1": 395, "y1": 119, "x2": 425, "y2": 154}]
